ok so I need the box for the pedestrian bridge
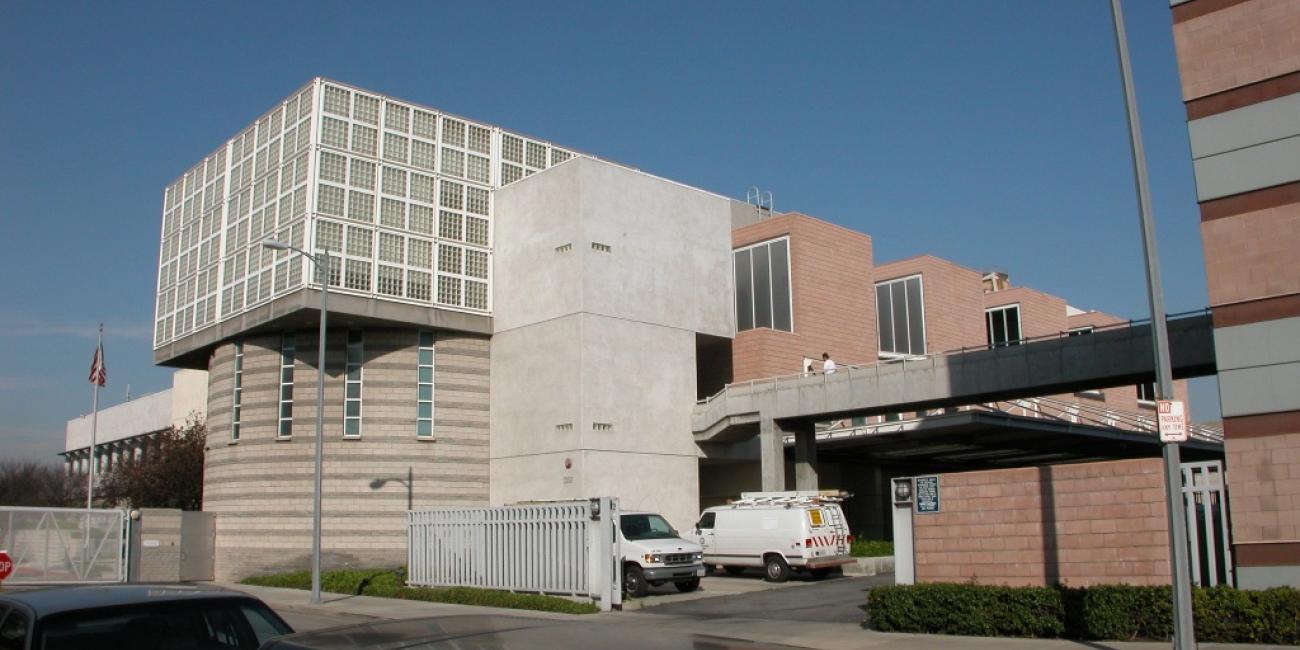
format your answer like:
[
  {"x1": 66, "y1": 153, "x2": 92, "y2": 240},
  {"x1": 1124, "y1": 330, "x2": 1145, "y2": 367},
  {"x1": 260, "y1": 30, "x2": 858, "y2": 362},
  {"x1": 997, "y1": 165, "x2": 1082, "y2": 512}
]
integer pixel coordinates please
[{"x1": 692, "y1": 311, "x2": 1218, "y2": 489}]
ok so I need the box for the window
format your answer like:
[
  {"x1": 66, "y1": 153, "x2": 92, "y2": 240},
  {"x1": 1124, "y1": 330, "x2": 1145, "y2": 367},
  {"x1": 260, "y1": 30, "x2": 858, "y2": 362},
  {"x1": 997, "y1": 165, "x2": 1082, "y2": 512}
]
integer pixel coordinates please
[
  {"x1": 1137, "y1": 382, "x2": 1156, "y2": 403},
  {"x1": 231, "y1": 341, "x2": 243, "y2": 442},
  {"x1": 985, "y1": 304, "x2": 1022, "y2": 348},
  {"x1": 733, "y1": 238, "x2": 792, "y2": 333},
  {"x1": 278, "y1": 334, "x2": 295, "y2": 438},
  {"x1": 696, "y1": 512, "x2": 715, "y2": 530},
  {"x1": 1068, "y1": 326, "x2": 1094, "y2": 337},
  {"x1": 344, "y1": 330, "x2": 363, "y2": 437},
  {"x1": 876, "y1": 275, "x2": 926, "y2": 357},
  {"x1": 417, "y1": 331, "x2": 434, "y2": 438}
]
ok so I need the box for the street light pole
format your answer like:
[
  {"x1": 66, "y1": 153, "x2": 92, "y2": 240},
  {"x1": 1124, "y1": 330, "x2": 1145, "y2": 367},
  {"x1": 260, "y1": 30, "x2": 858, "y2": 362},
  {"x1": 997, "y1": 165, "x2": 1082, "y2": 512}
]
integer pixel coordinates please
[
  {"x1": 1107, "y1": 2, "x2": 1195, "y2": 648},
  {"x1": 264, "y1": 240, "x2": 330, "y2": 605}
]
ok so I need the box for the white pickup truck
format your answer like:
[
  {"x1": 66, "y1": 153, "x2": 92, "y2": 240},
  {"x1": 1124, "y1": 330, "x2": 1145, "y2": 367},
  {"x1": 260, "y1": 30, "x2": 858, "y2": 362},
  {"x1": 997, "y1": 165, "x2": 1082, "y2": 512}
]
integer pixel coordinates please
[{"x1": 618, "y1": 511, "x2": 706, "y2": 597}]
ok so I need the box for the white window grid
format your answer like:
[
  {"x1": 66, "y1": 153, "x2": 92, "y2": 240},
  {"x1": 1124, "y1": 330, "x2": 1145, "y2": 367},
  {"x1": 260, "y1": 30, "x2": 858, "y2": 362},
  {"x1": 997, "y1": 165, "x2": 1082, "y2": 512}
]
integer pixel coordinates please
[
  {"x1": 417, "y1": 330, "x2": 434, "y2": 438},
  {"x1": 231, "y1": 340, "x2": 243, "y2": 442},
  {"x1": 158, "y1": 80, "x2": 593, "y2": 349},
  {"x1": 344, "y1": 330, "x2": 363, "y2": 437},
  {"x1": 279, "y1": 333, "x2": 295, "y2": 438}
]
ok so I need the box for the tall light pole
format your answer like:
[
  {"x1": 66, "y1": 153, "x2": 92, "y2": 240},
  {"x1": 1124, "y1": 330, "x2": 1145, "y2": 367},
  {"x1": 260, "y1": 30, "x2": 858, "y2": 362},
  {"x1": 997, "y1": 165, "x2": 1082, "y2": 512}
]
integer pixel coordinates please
[
  {"x1": 1107, "y1": 2, "x2": 1195, "y2": 648},
  {"x1": 263, "y1": 240, "x2": 330, "y2": 604}
]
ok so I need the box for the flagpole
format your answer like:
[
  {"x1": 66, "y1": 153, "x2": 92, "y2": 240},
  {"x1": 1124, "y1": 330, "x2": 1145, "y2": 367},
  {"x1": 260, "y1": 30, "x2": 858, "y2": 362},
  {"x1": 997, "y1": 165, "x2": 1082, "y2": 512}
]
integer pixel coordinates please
[{"x1": 87, "y1": 324, "x2": 102, "y2": 510}]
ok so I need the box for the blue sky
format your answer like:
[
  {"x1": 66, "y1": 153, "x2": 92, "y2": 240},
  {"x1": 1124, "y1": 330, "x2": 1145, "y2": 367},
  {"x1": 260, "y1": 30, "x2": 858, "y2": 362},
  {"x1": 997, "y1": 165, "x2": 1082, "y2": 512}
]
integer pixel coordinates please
[{"x1": 0, "y1": 1, "x2": 1217, "y2": 461}]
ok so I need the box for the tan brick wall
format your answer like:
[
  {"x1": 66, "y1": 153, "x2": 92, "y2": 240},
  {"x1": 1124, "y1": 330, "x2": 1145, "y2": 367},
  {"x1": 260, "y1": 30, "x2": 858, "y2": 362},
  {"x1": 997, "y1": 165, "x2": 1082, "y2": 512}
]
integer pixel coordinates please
[
  {"x1": 1225, "y1": 431, "x2": 1300, "y2": 544},
  {"x1": 914, "y1": 458, "x2": 1171, "y2": 587},
  {"x1": 1202, "y1": 206, "x2": 1300, "y2": 308},
  {"x1": 1173, "y1": 0, "x2": 1300, "y2": 101},
  {"x1": 135, "y1": 508, "x2": 182, "y2": 582},
  {"x1": 731, "y1": 214, "x2": 875, "y2": 381},
  {"x1": 875, "y1": 255, "x2": 985, "y2": 353},
  {"x1": 203, "y1": 327, "x2": 489, "y2": 580}
]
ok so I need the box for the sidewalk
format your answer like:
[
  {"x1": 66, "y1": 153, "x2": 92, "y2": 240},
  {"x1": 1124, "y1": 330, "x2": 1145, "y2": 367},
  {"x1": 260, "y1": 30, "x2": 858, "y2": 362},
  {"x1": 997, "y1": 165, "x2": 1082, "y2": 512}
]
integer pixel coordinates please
[{"x1": 223, "y1": 582, "x2": 1292, "y2": 650}]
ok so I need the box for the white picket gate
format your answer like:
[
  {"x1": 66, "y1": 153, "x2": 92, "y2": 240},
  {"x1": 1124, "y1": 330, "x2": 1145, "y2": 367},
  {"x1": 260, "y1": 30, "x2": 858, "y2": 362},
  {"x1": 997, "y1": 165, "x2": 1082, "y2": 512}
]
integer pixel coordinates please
[
  {"x1": 407, "y1": 497, "x2": 622, "y2": 611},
  {"x1": 0, "y1": 506, "x2": 128, "y2": 584}
]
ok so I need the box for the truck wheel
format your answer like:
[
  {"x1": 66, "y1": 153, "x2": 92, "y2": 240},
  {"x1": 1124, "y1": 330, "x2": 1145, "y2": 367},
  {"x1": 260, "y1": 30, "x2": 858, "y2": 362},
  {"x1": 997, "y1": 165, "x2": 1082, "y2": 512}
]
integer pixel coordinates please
[
  {"x1": 624, "y1": 565, "x2": 649, "y2": 598},
  {"x1": 723, "y1": 566, "x2": 745, "y2": 576},
  {"x1": 675, "y1": 578, "x2": 700, "y2": 593},
  {"x1": 763, "y1": 555, "x2": 790, "y2": 583}
]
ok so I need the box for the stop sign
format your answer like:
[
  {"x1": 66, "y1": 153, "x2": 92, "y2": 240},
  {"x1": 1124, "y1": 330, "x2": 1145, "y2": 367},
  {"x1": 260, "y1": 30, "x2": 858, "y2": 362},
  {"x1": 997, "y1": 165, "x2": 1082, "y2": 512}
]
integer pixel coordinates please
[{"x1": 0, "y1": 550, "x2": 13, "y2": 581}]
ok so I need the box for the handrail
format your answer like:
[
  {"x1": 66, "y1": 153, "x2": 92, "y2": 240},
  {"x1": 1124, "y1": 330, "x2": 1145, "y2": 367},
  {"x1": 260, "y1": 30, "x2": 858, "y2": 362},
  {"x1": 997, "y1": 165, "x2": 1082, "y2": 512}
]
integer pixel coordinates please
[
  {"x1": 812, "y1": 395, "x2": 1222, "y2": 444},
  {"x1": 696, "y1": 308, "x2": 1212, "y2": 405}
]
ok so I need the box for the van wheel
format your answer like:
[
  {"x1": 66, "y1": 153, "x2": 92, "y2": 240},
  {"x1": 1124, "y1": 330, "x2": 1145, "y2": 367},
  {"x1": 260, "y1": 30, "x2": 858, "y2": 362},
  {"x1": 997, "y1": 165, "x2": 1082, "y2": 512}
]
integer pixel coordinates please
[
  {"x1": 624, "y1": 565, "x2": 649, "y2": 598},
  {"x1": 675, "y1": 578, "x2": 700, "y2": 593},
  {"x1": 763, "y1": 555, "x2": 790, "y2": 583},
  {"x1": 723, "y1": 566, "x2": 745, "y2": 576}
]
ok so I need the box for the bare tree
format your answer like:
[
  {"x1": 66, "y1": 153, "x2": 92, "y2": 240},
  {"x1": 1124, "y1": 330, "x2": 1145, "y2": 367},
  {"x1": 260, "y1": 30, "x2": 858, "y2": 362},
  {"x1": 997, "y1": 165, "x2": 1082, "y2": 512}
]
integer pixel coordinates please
[
  {"x1": 0, "y1": 460, "x2": 76, "y2": 506},
  {"x1": 100, "y1": 419, "x2": 206, "y2": 511}
]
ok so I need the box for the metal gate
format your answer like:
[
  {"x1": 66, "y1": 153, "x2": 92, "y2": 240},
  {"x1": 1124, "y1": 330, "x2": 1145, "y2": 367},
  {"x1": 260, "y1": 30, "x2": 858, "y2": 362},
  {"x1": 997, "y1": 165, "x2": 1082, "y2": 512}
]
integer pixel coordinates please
[
  {"x1": 408, "y1": 497, "x2": 622, "y2": 611},
  {"x1": 1183, "y1": 461, "x2": 1234, "y2": 586},
  {"x1": 0, "y1": 507, "x2": 127, "y2": 584},
  {"x1": 179, "y1": 511, "x2": 215, "y2": 581}
]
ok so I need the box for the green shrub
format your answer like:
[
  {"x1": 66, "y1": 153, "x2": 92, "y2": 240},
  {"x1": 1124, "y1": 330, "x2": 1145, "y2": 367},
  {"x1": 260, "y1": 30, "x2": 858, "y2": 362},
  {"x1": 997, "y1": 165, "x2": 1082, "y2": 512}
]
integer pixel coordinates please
[
  {"x1": 850, "y1": 538, "x2": 893, "y2": 558},
  {"x1": 240, "y1": 567, "x2": 597, "y2": 615},
  {"x1": 867, "y1": 583, "x2": 1300, "y2": 643},
  {"x1": 868, "y1": 583, "x2": 1064, "y2": 638}
]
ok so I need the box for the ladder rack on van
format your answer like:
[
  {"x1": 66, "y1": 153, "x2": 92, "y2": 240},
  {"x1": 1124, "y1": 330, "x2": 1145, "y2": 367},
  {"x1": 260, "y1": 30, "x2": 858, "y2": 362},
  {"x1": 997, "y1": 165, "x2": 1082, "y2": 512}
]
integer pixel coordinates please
[{"x1": 729, "y1": 490, "x2": 851, "y2": 507}]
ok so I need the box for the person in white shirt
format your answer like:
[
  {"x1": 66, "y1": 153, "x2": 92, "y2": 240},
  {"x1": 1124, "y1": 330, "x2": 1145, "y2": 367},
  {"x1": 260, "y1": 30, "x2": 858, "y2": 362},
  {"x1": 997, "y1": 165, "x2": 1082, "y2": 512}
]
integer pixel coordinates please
[{"x1": 822, "y1": 352, "x2": 837, "y2": 374}]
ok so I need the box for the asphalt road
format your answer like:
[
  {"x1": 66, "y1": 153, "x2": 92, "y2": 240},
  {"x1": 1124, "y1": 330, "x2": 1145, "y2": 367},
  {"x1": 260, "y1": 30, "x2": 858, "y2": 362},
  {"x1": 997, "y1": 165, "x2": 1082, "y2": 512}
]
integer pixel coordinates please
[{"x1": 630, "y1": 572, "x2": 891, "y2": 624}]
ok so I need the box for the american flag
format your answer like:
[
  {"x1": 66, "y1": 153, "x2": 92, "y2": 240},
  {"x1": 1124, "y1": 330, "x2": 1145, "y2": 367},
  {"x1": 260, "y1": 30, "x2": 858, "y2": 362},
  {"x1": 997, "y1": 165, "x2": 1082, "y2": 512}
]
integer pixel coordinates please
[{"x1": 89, "y1": 342, "x2": 107, "y2": 386}]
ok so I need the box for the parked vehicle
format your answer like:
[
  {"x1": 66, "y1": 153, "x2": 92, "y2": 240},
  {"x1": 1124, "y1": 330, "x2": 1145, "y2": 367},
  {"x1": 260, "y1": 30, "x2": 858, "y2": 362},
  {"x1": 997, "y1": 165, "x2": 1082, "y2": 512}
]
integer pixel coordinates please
[
  {"x1": 693, "y1": 491, "x2": 854, "y2": 582},
  {"x1": 0, "y1": 584, "x2": 292, "y2": 649},
  {"x1": 618, "y1": 511, "x2": 705, "y2": 597}
]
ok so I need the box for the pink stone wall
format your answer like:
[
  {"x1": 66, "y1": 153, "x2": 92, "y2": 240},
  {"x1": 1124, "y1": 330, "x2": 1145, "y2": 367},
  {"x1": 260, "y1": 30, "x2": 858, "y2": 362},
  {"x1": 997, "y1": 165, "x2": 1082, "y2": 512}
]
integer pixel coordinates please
[{"x1": 914, "y1": 458, "x2": 1172, "y2": 587}]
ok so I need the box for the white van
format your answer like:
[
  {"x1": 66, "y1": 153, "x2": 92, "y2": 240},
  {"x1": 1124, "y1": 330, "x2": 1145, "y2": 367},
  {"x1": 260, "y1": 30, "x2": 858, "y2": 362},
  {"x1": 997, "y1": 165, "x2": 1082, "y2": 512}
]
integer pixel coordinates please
[
  {"x1": 618, "y1": 511, "x2": 706, "y2": 597},
  {"x1": 692, "y1": 491, "x2": 853, "y2": 582}
]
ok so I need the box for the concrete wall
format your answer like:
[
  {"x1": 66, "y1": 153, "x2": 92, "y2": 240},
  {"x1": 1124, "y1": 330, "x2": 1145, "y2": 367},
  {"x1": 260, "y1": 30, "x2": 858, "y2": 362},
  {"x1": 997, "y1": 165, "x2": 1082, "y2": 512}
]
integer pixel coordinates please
[
  {"x1": 134, "y1": 508, "x2": 183, "y2": 583},
  {"x1": 66, "y1": 389, "x2": 172, "y2": 451},
  {"x1": 913, "y1": 459, "x2": 1171, "y2": 587},
  {"x1": 170, "y1": 369, "x2": 209, "y2": 426},
  {"x1": 491, "y1": 157, "x2": 733, "y2": 530},
  {"x1": 203, "y1": 327, "x2": 489, "y2": 580},
  {"x1": 730, "y1": 214, "x2": 875, "y2": 382}
]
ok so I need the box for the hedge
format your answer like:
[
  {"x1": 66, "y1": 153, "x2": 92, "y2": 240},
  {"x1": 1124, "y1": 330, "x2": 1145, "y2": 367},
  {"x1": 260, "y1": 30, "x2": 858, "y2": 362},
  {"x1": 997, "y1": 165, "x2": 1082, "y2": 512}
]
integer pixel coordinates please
[
  {"x1": 867, "y1": 583, "x2": 1300, "y2": 644},
  {"x1": 241, "y1": 568, "x2": 599, "y2": 615},
  {"x1": 851, "y1": 539, "x2": 893, "y2": 558}
]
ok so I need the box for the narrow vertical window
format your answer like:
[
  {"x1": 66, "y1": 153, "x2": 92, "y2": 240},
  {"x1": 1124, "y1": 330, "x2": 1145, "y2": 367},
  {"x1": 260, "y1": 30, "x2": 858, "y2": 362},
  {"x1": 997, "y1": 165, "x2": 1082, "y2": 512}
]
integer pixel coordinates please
[
  {"x1": 876, "y1": 275, "x2": 926, "y2": 357},
  {"x1": 344, "y1": 330, "x2": 363, "y2": 437},
  {"x1": 733, "y1": 237, "x2": 792, "y2": 333},
  {"x1": 231, "y1": 341, "x2": 243, "y2": 442},
  {"x1": 1137, "y1": 382, "x2": 1156, "y2": 403},
  {"x1": 985, "y1": 305, "x2": 1022, "y2": 348},
  {"x1": 417, "y1": 331, "x2": 434, "y2": 438},
  {"x1": 278, "y1": 333, "x2": 295, "y2": 438}
]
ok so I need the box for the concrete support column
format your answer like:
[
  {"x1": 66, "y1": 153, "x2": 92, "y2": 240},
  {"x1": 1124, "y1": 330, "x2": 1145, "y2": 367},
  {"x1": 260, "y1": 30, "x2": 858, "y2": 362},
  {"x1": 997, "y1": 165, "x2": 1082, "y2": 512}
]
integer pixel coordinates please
[
  {"x1": 759, "y1": 416, "x2": 785, "y2": 491},
  {"x1": 793, "y1": 421, "x2": 819, "y2": 491}
]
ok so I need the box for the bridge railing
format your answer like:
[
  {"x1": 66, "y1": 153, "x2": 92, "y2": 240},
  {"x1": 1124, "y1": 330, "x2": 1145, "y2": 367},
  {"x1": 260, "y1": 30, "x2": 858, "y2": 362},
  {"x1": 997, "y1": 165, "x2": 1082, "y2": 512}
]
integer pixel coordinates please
[
  {"x1": 805, "y1": 395, "x2": 1223, "y2": 446},
  {"x1": 698, "y1": 308, "x2": 1212, "y2": 406}
]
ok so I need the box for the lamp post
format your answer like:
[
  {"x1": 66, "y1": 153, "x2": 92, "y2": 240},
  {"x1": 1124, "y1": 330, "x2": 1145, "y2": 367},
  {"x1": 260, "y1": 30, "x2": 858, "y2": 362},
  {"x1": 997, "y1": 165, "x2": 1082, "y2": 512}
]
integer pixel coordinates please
[
  {"x1": 1107, "y1": 2, "x2": 1195, "y2": 648},
  {"x1": 263, "y1": 240, "x2": 330, "y2": 604}
]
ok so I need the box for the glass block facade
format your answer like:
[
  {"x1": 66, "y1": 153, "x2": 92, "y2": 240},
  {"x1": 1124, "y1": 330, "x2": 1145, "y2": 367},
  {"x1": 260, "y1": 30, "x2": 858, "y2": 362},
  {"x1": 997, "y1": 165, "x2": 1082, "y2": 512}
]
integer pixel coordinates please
[{"x1": 154, "y1": 79, "x2": 577, "y2": 350}]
